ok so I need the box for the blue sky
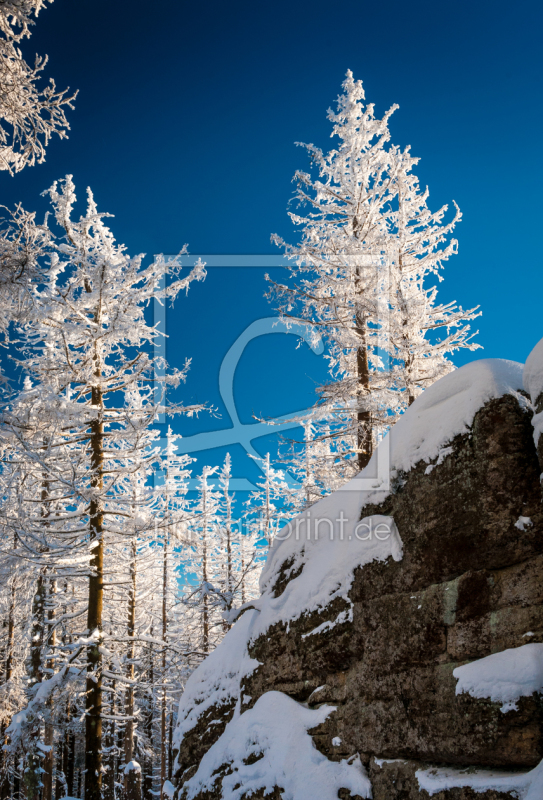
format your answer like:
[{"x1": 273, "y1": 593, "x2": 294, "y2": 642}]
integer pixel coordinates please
[{"x1": 3, "y1": 0, "x2": 542, "y2": 491}]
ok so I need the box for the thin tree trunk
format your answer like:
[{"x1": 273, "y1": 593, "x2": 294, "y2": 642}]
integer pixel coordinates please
[
  {"x1": 5, "y1": 551, "x2": 15, "y2": 682},
  {"x1": 25, "y1": 570, "x2": 45, "y2": 800},
  {"x1": 85, "y1": 380, "x2": 105, "y2": 800},
  {"x1": 125, "y1": 534, "x2": 140, "y2": 800},
  {"x1": 42, "y1": 579, "x2": 56, "y2": 800},
  {"x1": 42, "y1": 722, "x2": 54, "y2": 800},
  {"x1": 355, "y1": 308, "x2": 372, "y2": 471},
  {"x1": 265, "y1": 454, "x2": 272, "y2": 548},
  {"x1": 167, "y1": 712, "x2": 173, "y2": 782},
  {"x1": 143, "y1": 631, "x2": 154, "y2": 800},
  {"x1": 160, "y1": 536, "x2": 168, "y2": 797},
  {"x1": 202, "y1": 508, "x2": 209, "y2": 655},
  {"x1": 224, "y1": 517, "x2": 232, "y2": 632},
  {"x1": 55, "y1": 734, "x2": 64, "y2": 800},
  {"x1": 0, "y1": 554, "x2": 16, "y2": 800},
  {"x1": 240, "y1": 534, "x2": 246, "y2": 605},
  {"x1": 13, "y1": 762, "x2": 20, "y2": 800},
  {"x1": 104, "y1": 681, "x2": 115, "y2": 800},
  {"x1": 65, "y1": 725, "x2": 75, "y2": 797},
  {"x1": 124, "y1": 538, "x2": 137, "y2": 765}
]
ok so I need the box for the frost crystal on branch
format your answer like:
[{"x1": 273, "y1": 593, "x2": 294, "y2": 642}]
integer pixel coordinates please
[{"x1": 0, "y1": 0, "x2": 76, "y2": 174}]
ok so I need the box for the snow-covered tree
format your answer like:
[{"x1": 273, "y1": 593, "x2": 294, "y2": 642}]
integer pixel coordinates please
[
  {"x1": 0, "y1": 0, "x2": 75, "y2": 174},
  {"x1": 383, "y1": 143, "x2": 480, "y2": 404},
  {"x1": 245, "y1": 453, "x2": 294, "y2": 548},
  {"x1": 270, "y1": 70, "x2": 480, "y2": 479},
  {"x1": 1, "y1": 175, "x2": 206, "y2": 800}
]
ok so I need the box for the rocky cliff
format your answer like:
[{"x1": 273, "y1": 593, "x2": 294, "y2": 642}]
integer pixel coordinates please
[{"x1": 172, "y1": 341, "x2": 543, "y2": 800}]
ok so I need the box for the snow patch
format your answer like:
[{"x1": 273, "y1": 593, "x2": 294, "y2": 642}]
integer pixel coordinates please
[
  {"x1": 416, "y1": 760, "x2": 543, "y2": 799},
  {"x1": 173, "y1": 609, "x2": 260, "y2": 750},
  {"x1": 453, "y1": 644, "x2": 543, "y2": 712},
  {"x1": 181, "y1": 691, "x2": 371, "y2": 800},
  {"x1": 162, "y1": 781, "x2": 175, "y2": 799},
  {"x1": 524, "y1": 337, "x2": 543, "y2": 447},
  {"x1": 253, "y1": 514, "x2": 402, "y2": 643},
  {"x1": 424, "y1": 446, "x2": 454, "y2": 475},
  {"x1": 515, "y1": 516, "x2": 533, "y2": 531},
  {"x1": 302, "y1": 605, "x2": 353, "y2": 639},
  {"x1": 524, "y1": 337, "x2": 543, "y2": 403},
  {"x1": 384, "y1": 358, "x2": 523, "y2": 478}
]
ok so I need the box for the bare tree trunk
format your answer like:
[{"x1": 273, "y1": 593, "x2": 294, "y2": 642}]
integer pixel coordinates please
[
  {"x1": 5, "y1": 551, "x2": 15, "y2": 681},
  {"x1": 104, "y1": 681, "x2": 115, "y2": 800},
  {"x1": 355, "y1": 309, "x2": 372, "y2": 471},
  {"x1": 55, "y1": 734, "x2": 64, "y2": 800},
  {"x1": 240, "y1": 534, "x2": 246, "y2": 605},
  {"x1": 124, "y1": 534, "x2": 140, "y2": 800},
  {"x1": 143, "y1": 631, "x2": 154, "y2": 800},
  {"x1": 42, "y1": 579, "x2": 56, "y2": 800},
  {"x1": 223, "y1": 514, "x2": 232, "y2": 632},
  {"x1": 160, "y1": 537, "x2": 168, "y2": 798},
  {"x1": 264, "y1": 454, "x2": 271, "y2": 548},
  {"x1": 124, "y1": 539, "x2": 137, "y2": 765},
  {"x1": 0, "y1": 554, "x2": 16, "y2": 800},
  {"x1": 42, "y1": 722, "x2": 54, "y2": 800},
  {"x1": 201, "y1": 481, "x2": 209, "y2": 655},
  {"x1": 124, "y1": 765, "x2": 141, "y2": 800},
  {"x1": 65, "y1": 725, "x2": 75, "y2": 797},
  {"x1": 85, "y1": 382, "x2": 105, "y2": 800},
  {"x1": 167, "y1": 712, "x2": 173, "y2": 782},
  {"x1": 13, "y1": 762, "x2": 20, "y2": 800},
  {"x1": 25, "y1": 570, "x2": 45, "y2": 800}
]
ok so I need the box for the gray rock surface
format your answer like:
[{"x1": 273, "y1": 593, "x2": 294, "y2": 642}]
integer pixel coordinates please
[{"x1": 174, "y1": 383, "x2": 543, "y2": 799}]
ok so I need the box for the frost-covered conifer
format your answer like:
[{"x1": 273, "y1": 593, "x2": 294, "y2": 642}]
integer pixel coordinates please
[
  {"x1": 245, "y1": 453, "x2": 294, "y2": 548},
  {"x1": 1, "y1": 176, "x2": 206, "y2": 800},
  {"x1": 383, "y1": 144, "x2": 480, "y2": 404},
  {"x1": 271, "y1": 71, "x2": 480, "y2": 484}
]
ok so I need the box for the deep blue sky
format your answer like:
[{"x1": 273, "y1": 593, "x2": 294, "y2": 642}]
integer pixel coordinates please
[{"x1": 4, "y1": 0, "x2": 542, "y2": 489}]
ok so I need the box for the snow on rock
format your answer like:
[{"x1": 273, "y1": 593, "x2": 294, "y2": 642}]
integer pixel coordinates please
[
  {"x1": 524, "y1": 337, "x2": 543, "y2": 403},
  {"x1": 453, "y1": 643, "x2": 543, "y2": 712},
  {"x1": 173, "y1": 609, "x2": 260, "y2": 750},
  {"x1": 180, "y1": 691, "x2": 371, "y2": 800},
  {"x1": 252, "y1": 513, "x2": 402, "y2": 642},
  {"x1": 248, "y1": 358, "x2": 523, "y2": 642},
  {"x1": 524, "y1": 338, "x2": 543, "y2": 450},
  {"x1": 174, "y1": 356, "x2": 529, "y2": 792},
  {"x1": 416, "y1": 759, "x2": 543, "y2": 799},
  {"x1": 384, "y1": 358, "x2": 523, "y2": 477},
  {"x1": 162, "y1": 781, "x2": 175, "y2": 799}
]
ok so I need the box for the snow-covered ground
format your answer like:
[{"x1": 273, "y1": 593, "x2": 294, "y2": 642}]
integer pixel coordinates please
[{"x1": 173, "y1": 609, "x2": 260, "y2": 748}]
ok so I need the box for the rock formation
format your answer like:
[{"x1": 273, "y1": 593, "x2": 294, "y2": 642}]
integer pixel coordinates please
[{"x1": 172, "y1": 343, "x2": 543, "y2": 800}]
